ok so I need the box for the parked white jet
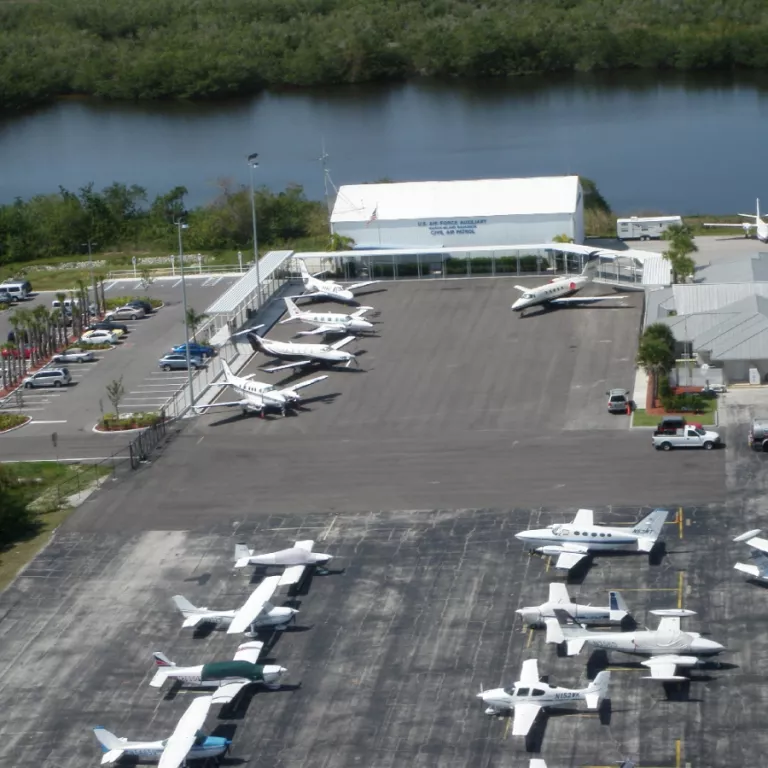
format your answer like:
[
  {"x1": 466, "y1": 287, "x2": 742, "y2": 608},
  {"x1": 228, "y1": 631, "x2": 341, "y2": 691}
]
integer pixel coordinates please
[
  {"x1": 281, "y1": 296, "x2": 374, "y2": 336},
  {"x1": 173, "y1": 575, "x2": 297, "y2": 633},
  {"x1": 733, "y1": 529, "x2": 768, "y2": 581},
  {"x1": 516, "y1": 583, "x2": 629, "y2": 627},
  {"x1": 545, "y1": 608, "x2": 725, "y2": 680},
  {"x1": 234, "y1": 540, "x2": 332, "y2": 586},
  {"x1": 511, "y1": 256, "x2": 628, "y2": 315},
  {"x1": 150, "y1": 640, "x2": 286, "y2": 701},
  {"x1": 236, "y1": 325, "x2": 357, "y2": 372},
  {"x1": 193, "y1": 360, "x2": 327, "y2": 416},
  {"x1": 93, "y1": 696, "x2": 227, "y2": 767},
  {"x1": 515, "y1": 508, "x2": 669, "y2": 570},
  {"x1": 298, "y1": 259, "x2": 379, "y2": 303},
  {"x1": 703, "y1": 199, "x2": 768, "y2": 242},
  {"x1": 477, "y1": 658, "x2": 610, "y2": 736}
]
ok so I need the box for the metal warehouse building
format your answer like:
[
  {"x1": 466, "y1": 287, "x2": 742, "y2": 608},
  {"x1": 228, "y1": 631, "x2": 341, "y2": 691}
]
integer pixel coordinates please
[{"x1": 330, "y1": 176, "x2": 584, "y2": 248}]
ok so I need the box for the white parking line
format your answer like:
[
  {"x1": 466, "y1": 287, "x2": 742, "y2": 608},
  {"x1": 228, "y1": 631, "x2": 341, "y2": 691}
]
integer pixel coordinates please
[
  {"x1": 172, "y1": 279, "x2": 182, "y2": 288},
  {"x1": 30, "y1": 420, "x2": 68, "y2": 424},
  {"x1": 103, "y1": 281, "x2": 118, "y2": 292}
]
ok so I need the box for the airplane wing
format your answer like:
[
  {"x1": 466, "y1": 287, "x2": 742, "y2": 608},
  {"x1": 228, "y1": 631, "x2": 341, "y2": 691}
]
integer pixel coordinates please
[
  {"x1": 519, "y1": 658, "x2": 540, "y2": 686},
  {"x1": 295, "y1": 540, "x2": 315, "y2": 551},
  {"x1": 211, "y1": 681, "x2": 250, "y2": 704},
  {"x1": 193, "y1": 400, "x2": 250, "y2": 411},
  {"x1": 655, "y1": 616, "x2": 682, "y2": 633},
  {"x1": 330, "y1": 336, "x2": 355, "y2": 350},
  {"x1": 182, "y1": 614, "x2": 209, "y2": 629},
  {"x1": 278, "y1": 565, "x2": 306, "y2": 586},
  {"x1": 555, "y1": 551, "x2": 588, "y2": 570},
  {"x1": 294, "y1": 327, "x2": 333, "y2": 336},
  {"x1": 227, "y1": 576, "x2": 282, "y2": 634},
  {"x1": 743, "y1": 535, "x2": 768, "y2": 554},
  {"x1": 347, "y1": 280, "x2": 379, "y2": 291},
  {"x1": 233, "y1": 640, "x2": 265, "y2": 664},
  {"x1": 529, "y1": 761, "x2": 548, "y2": 768},
  {"x1": 551, "y1": 295, "x2": 628, "y2": 305},
  {"x1": 157, "y1": 696, "x2": 213, "y2": 768},
  {"x1": 703, "y1": 222, "x2": 753, "y2": 229},
  {"x1": 100, "y1": 750, "x2": 125, "y2": 765},
  {"x1": 640, "y1": 658, "x2": 686, "y2": 681},
  {"x1": 511, "y1": 702, "x2": 542, "y2": 736},
  {"x1": 262, "y1": 360, "x2": 313, "y2": 373},
  {"x1": 548, "y1": 583, "x2": 570, "y2": 604},
  {"x1": 572, "y1": 509, "x2": 594, "y2": 527},
  {"x1": 514, "y1": 285, "x2": 529, "y2": 292},
  {"x1": 279, "y1": 375, "x2": 328, "y2": 393}
]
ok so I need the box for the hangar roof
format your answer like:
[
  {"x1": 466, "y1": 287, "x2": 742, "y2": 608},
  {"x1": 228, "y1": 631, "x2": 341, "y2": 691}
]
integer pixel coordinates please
[{"x1": 331, "y1": 176, "x2": 581, "y2": 223}]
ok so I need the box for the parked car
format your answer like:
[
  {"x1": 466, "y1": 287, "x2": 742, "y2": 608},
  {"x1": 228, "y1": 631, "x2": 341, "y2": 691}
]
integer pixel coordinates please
[
  {"x1": 23, "y1": 368, "x2": 72, "y2": 388},
  {"x1": 2, "y1": 346, "x2": 36, "y2": 359},
  {"x1": 172, "y1": 342, "x2": 217, "y2": 358},
  {"x1": 86, "y1": 321, "x2": 127, "y2": 336},
  {"x1": 106, "y1": 305, "x2": 146, "y2": 320},
  {"x1": 0, "y1": 290, "x2": 19, "y2": 304},
  {"x1": 52, "y1": 347, "x2": 95, "y2": 364},
  {"x1": 80, "y1": 329, "x2": 118, "y2": 345},
  {"x1": 126, "y1": 299, "x2": 153, "y2": 314},
  {"x1": 606, "y1": 388, "x2": 630, "y2": 414},
  {"x1": 158, "y1": 353, "x2": 205, "y2": 371},
  {"x1": 749, "y1": 418, "x2": 768, "y2": 451}
]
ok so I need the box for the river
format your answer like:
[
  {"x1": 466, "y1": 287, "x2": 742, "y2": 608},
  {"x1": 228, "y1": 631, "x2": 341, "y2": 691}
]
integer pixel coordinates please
[{"x1": 2, "y1": 71, "x2": 768, "y2": 214}]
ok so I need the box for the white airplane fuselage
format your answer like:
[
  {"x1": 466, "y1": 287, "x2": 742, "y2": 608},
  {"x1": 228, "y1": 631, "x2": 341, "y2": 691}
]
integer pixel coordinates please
[
  {"x1": 287, "y1": 310, "x2": 373, "y2": 334},
  {"x1": 251, "y1": 335, "x2": 355, "y2": 365},
  {"x1": 516, "y1": 524, "x2": 640, "y2": 554},
  {"x1": 478, "y1": 681, "x2": 589, "y2": 716},
  {"x1": 577, "y1": 629, "x2": 723, "y2": 657},
  {"x1": 159, "y1": 665, "x2": 286, "y2": 688},
  {"x1": 97, "y1": 737, "x2": 229, "y2": 762},
  {"x1": 511, "y1": 275, "x2": 590, "y2": 313},
  {"x1": 517, "y1": 601, "x2": 615, "y2": 627},
  {"x1": 249, "y1": 548, "x2": 332, "y2": 566},
  {"x1": 188, "y1": 606, "x2": 296, "y2": 630}
]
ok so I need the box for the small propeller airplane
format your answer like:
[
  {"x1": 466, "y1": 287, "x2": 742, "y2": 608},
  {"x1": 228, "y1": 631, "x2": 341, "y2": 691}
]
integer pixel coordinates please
[
  {"x1": 234, "y1": 540, "x2": 332, "y2": 586},
  {"x1": 515, "y1": 508, "x2": 669, "y2": 571},
  {"x1": 476, "y1": 658, "x2": 610, "y2": 736},
  {"x1": 703, "y1": 199, "x2": 768, "y2": 242},
  {"x1": 545, "y1": 608, "x2": 725, "y2": 680},
  {"x1": 511, "y1": 254, "x2": 628, "y2": 316},
  {"x1": 173, "y1": 575, "x2": 297, "y2": 633},
  {"x1": 93, "y1": 695, "x2": 228, "y2": 766},
  {"x1": 298, "y1": 259, "x2": 379, "y2": 303},
  {"x1": 193, "y1": 360, "x2": 327, "y2": 416},
  {"x1": 281, "y1": 296, "x2": 375, "y2": 336},
  {"x1": 733, "y1": 529, "x2": 768, "y2": 581},
  {"x1": 234, "y1": 325, "x2": 358, "y2": 373},
  {"x1": 516, "y1": 583, "x2": 629, "y2": 627},
  {"x1": 150, "y1": 640, "x2": 287, "y2": 702}
]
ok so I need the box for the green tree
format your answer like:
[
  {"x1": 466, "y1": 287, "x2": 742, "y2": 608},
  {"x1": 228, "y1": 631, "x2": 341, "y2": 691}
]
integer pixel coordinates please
[
  {"x1": 185, "y1": 307, "x2": 210, "y2": 342},
  {"x1": 106, "y1": 376, "x2": 126, "y2": 419},
  {"x1": 0, "y1": 466, "x2": 39, "y2": 549},
  {"x1": 139, "y1": 267, "x2": 155, "y2": 293},
  {"x1": 637, "y1": 331, "x2": 676, "y2": 398},
  {"x1": 663, "y1": 223, "x2": 698, "y2": 284}
]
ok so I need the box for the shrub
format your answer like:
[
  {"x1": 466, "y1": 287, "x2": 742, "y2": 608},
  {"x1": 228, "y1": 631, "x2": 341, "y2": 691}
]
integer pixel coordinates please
[
  {"x1": 99, "y1": 411, "x2": 164, "y2": 431},
  {"x1": 105, "y1": 296, "x2": 163, "y2": 310},
  {"x1": 0, "y1": 413, "x2": 29, "y2": 431}
]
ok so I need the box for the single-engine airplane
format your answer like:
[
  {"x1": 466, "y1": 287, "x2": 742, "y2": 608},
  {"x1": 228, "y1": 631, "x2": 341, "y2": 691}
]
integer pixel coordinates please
[
  {"x1": 703, "y1": 199, "x2": 768, "y2": 242},
  {"x1": 281, "y1": 296, "x2": 374, "y2": 336},
  {"x1": 298, "y1": 259, "x2": 379, "y2": 303},
  {"x1": 516, "y1": 583, "x2": 629, "y2": 627},
  {"x1": 234, "y1": 539, "x2": 332, "y2": 586}
]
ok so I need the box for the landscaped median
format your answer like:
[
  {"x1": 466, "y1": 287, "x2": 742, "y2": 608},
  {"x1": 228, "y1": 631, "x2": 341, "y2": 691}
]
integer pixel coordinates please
[
  {"x1": 94, "y1": 411, "x2": 165, "y2": 432},
  {"x1": 632, "y1": 399, "x2": 718, "y2": 428},
  {"x1": 0, "y1": 412, "x2": 31, "y2": 433}
]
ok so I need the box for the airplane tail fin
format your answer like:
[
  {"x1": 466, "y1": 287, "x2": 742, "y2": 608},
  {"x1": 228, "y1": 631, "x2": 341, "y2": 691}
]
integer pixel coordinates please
[
  {"x1": 580, "y1": 251, "x2": 601, "y2": 279},
  {"x1": 298, "y1": 260, "x2": 311, "y2": 282},
  {"x1": 545, "y1": 609, "x2": 589, "y2": 653},
  {"x1": 281, "y1": 296, "x2": 301, "y2": 321},
  {"x1": 150, "y1": 652, "x2": 176, "y2": 687},
  {"x1": 245, "y1": 332, "x2": 263, "y2": 353},
  {"x1": 584, "y1": 671, "x2": 610, "y2": 709},
  {"x1": 632, "y1": 509, "x2": 668, "y2": 550},
  {"x1": 609, "y1": 590, "x2": 629, "y2": 622},
  {"x1": 93, "y1": 726, "x2": 124, "y2": 752},
  {"x1": 172, "y1": 595, "x2": 198, "y2": 617},
  {"x1": 221, "y1": 360, "x2": 235, "y2": 383},
  {"x1": 234, "y1": 542, "x2": 252, "y2": 569},
  {"x1": 758, "y1": 198, "x2": 761, "y2": 220},
  {"x1": 153, "y1": 651, "x2": 175, "y2": 667}
]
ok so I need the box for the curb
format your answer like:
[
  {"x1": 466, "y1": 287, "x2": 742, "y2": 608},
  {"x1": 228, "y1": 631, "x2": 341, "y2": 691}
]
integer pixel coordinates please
[{"x1": 0, "y1": 415, "x2": 32, "y2": 435}]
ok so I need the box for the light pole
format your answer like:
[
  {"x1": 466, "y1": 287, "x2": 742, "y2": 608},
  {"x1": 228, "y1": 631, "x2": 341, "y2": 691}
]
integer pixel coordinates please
[
  {"x1": 82, "y1": 239, "x2": 97, "y2": 313},
  {"x1": 175, "y1": 217, "x2": 195, "y2": 405},
  {"x1": 247, "y1": 153, "x2": 261, "y2": 309}
]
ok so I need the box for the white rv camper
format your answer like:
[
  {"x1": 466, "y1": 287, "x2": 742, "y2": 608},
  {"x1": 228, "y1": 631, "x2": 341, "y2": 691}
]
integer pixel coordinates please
[{"x1": 617, "y1": 215, "x2": 683, "y2": 241}]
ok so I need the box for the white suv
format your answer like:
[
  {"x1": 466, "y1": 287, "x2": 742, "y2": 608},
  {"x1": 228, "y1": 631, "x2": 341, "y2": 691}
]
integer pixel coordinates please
[{"x1": 23, "y1": 368, "x2": 72, "y2": 388}]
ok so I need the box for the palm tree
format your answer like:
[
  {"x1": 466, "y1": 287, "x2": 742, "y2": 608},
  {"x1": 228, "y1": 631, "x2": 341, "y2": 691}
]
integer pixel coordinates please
[
  {"x1": 637, "y1": 335, "x2": 676, "y2": 401},
  {"x1": 644, "y1": 322, "x2": 677, "y2": 351},
  {"x1": 32, "y1": 305, "x2": 53, "y2": 360},
  {"x1": 9, "y1": 308, "x2": 32, "y2": 376},
  {"x1": 663, "y1": 224, "x2": 698, "y2": 284},
  {"x1": 185, "y1": 308, "x2": 210, "y2": 342}
]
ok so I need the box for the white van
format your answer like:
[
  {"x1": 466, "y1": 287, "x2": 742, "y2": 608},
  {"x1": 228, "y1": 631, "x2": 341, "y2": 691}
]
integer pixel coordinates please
[
  {"x1": 1, "y1": 281, "x2": 30, "y2": 300},
  {"x1": 616, "y1": 216, "x2": 683, "y2": 241},
  {"x1": 51, "y1": 298, "x2": 79, "y2": 311}
]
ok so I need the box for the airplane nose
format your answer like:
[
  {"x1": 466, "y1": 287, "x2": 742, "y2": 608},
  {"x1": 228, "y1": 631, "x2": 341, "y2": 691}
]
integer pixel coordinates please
[{"x1": 515, "y1": 531, "x2": 532, "y2": 541}]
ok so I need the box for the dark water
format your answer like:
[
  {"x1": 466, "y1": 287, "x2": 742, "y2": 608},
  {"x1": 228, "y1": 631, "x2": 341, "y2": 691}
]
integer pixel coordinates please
[{"x1": 2, "y1": 71, "x2": 768, "y2": 214}]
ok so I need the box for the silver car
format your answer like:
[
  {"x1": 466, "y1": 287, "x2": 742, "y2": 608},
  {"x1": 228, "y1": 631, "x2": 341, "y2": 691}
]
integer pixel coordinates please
[
  {"x1": 106, "y1": 305, "x2": 146, "y2": 320},
  {"x1": 23, "y1": 368, "x2": 72, "y2": 388},
  {"x1": 158, "y1": 353, "x2": 205, "y2": 371},
  {"x1": 52, "y1": 347, "x2": 95, "y2": 363}
]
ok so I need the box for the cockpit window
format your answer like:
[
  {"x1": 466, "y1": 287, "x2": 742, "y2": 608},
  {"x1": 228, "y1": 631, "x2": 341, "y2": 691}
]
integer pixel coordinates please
[
  {"x1": 516, "y1": 687, "x2": 530, "y2": 696},
  {"x1": 522, "y1": 293, "x2": 534, "y2": 299},
  {"x1": 532, "y1": 688, "x2": 546, "y2": 696}
]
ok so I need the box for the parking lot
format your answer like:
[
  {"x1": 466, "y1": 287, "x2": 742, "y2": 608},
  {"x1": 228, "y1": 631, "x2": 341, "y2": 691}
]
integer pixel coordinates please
[{"x1": 0, "y1": 275, "x2": 238, "y2": 458}]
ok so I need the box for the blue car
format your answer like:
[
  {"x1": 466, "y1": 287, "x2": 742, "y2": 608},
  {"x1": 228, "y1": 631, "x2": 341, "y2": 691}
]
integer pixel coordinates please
[{"x1": 172, "y1": 342, "x2": 216, "y2": 358}]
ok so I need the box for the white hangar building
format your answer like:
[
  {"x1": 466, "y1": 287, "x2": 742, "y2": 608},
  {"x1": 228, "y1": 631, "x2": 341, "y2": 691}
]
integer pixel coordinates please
[{"x1": 330, "y1": 176, "x2": 585, "y2": 248}]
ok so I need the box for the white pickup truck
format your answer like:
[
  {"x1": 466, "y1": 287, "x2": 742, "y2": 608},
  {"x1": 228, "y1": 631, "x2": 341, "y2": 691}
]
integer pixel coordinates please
[{"x1": 652, "y1": 426, "x2": 721, "y2": 451}]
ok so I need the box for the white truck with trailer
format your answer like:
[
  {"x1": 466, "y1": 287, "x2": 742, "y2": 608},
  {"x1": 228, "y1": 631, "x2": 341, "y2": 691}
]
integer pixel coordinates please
[
  {"x1": 652, "y1": 425, "x2": 721, "y2": 451},
  {"x1": 617, "y1": 216, "x2": 683, "y2": 241}
]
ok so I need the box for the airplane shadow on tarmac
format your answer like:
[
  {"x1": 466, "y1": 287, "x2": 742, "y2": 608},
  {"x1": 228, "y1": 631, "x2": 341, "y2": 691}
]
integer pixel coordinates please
[
  {"x1": 562, "y1": 543, "x2": 668, "y2": 586},
  {"x1": 520, "y1": 699, "x2": 612, "y2": 753}
]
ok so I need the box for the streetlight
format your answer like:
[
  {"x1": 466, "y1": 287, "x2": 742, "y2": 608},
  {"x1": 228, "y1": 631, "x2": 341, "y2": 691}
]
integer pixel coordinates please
[
  {"x1": 82, "y1": 239, "x2": 97, "y2": 312},
  {"x1": 174, "y1": 216, "x2": 195, "y2": 405},
  {"x1": 247, "y1": 152, "x2": 261, "y2": 309}
]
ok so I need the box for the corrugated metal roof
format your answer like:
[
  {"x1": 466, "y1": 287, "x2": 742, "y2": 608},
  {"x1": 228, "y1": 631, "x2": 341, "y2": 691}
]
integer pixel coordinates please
[
  {"x1": 641, "y1": 255, "x2": 672, "y2": 286},
  {"x1": 694, "y1": 252, "x2": 768, "y2": 284},
  {"x1": 206, "y1": 250, "x2": 293, "y2": 315},
  {"x1": 331, "y1": 176, "x2": 581, "y2": 223},
  {"x1": 685, "y1": 295, "x2": 768, "y2": 360},
  {"x1": 672, "y1": 283, "x2": 768, "y2": 315}
]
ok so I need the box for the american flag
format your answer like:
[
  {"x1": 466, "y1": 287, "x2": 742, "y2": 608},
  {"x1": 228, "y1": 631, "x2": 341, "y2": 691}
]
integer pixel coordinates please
[{"x1": 366, "y1": 206, "x2": 378, "y2": 227}]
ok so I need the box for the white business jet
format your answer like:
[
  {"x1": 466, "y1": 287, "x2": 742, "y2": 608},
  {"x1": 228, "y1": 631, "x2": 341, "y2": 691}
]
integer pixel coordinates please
[
  {"x1": 703, "y1": 199, "x2": 768, "y2": 242},
  {"x1": 236, "y1": 325, "x2": 357, "y2": 372},
  {"x1": 515, "y1": 508, "x2": 669, "y2": 570},
  {"x1": 193, "y1": 360, "x2": 327, "y2": 416},
  {"x1": 172, "y1": 575, "x2": 297, "y2": 632},
  {"x1": 733, "y1": 529, "x2": 768, "y2": 581},
  {"x1": 511, "y1": 256, "x2": 628, "y2": 315},
  {"x1": 477, "y1": 658, "x2": 610, "y2": 736},
  {"x1": 150, "y1": 640, "x2": 287, "y2": 701},
  {"x1": 235, "y1": 540, "x2": 332, "y2": 586},
  {"x1": 281, "y1": 296, "x2": 375, "y2": 336},
  {"x1": 516, "y1": 583, "x2": 629, "y2": 627},
  {"x1": 93, "y1": 696, "x2": 228, "y2": 766},
  {"x1": 298, "y1": 259, "x2": 379, "y2": 303},
  {"x1": 545, "y1": 608, "x2": 725, "y2": 680}
]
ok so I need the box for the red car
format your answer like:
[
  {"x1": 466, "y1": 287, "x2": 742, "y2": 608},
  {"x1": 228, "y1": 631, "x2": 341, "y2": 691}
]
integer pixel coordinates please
[{"x1": 1, "y1": 346, "x2": 37, "y2": 359}]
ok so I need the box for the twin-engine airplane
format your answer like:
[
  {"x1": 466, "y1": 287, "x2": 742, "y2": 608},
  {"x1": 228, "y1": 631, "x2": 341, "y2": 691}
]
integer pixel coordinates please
[
  {"x1": 281, "y1": 296, "x2": 374, "y2": 336},
  {"x1": 193, "y1": 360, "x2": 327, "y2": 416},
  {"x1": 511, "y1": 254, "x2": 628, "y2": 315},
  {"x1": 477, "y1": 658, "x2": 610, "y2": 736},
  {"x1": 545, "y1": 608, "x2": 725, "y2": 680},
  {"x1": 234, "y1": 540, "x2": 332, "y2": 586},
  {"x1": 298, "y1": 259, "x2": 379, "y2": 303},
  {"x1": 703, "y1": 199, "x2": 768, "y2": 242},
  {"x1": 150, "y1": 640, "x2": 287, "y2": 702},
  {"x1": 515, "y1": 508, "x2": 669, "y2": 571},
  {"x1": 516, "y1": 583, "x2": 629, "y2": 627},
  {"x1": 173, "y1": 575, "x2": 297, "y2": 633},
  {"x1": 93, "y1": 696, "x2": 228, "y2": 766},
  {"x1": 236, "y1": 325, "x2": 357, "y2": 372},
  {"x1": 733, "y1": 529, "x2": 768, "y2": 581}
]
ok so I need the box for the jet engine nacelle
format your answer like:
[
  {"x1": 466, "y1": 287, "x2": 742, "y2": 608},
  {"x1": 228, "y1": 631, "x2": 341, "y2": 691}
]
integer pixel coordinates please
[{"x1": 537, "y1": 545, "x2": 567, "y2": 557}]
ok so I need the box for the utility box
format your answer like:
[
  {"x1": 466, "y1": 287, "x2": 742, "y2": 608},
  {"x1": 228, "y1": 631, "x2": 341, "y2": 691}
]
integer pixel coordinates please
[{"x1": 617, "y1": 216, "x2": 683, "y2": 241}]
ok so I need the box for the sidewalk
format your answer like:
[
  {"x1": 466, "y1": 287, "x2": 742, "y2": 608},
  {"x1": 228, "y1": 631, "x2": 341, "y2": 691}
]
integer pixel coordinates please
[{"x1": 632, "y1": 367, "x2": 649, "y2": 409}]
